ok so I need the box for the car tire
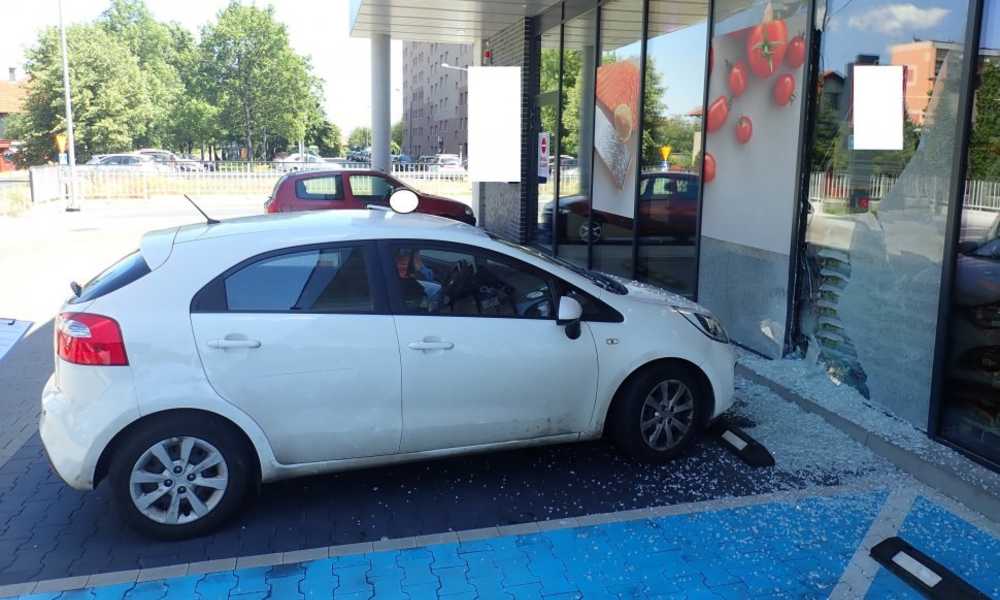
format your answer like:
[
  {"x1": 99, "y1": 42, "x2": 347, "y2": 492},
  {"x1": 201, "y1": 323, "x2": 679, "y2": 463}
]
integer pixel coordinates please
[
  {"x1": 610, "y1": 364, "x2": 709, "y2": 463},
  {"x1": 108, "y1": 413, "x2": 254, "y2": 540}
]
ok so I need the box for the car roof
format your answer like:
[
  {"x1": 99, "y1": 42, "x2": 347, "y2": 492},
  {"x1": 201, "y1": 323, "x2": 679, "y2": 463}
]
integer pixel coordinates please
[{"x1": 170, "y1": 208, "x2": 486, "y2": 247}]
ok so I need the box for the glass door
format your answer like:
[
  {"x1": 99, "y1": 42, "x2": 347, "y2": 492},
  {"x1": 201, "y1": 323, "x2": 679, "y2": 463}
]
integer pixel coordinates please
[{"x1": 939, "y1": 0, "x2": 1000, "y2": 465}]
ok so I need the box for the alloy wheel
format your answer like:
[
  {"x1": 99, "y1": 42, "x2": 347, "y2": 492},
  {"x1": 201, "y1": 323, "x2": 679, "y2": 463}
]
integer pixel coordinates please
[
  {"x1": 639, "y1": 379, "x2": 695, "y2": 451},
  {"x1": 128, "y1": 436, "x2": 229, "y2": 525}
]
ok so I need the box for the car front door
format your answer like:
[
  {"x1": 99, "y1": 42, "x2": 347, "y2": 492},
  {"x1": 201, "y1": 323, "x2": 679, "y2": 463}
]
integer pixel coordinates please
[
  {"x1": 381, "y1": 240, "x2": 600, "y2": 453},
  {"x1": 190, "y1": 242, "x2": 402, "y2": 464}
]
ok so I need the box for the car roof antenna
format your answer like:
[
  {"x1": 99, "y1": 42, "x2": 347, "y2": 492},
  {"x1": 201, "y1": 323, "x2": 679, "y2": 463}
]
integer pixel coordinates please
[{"x1": 184, "y1": 195, "x2": 220, "y2": 225}]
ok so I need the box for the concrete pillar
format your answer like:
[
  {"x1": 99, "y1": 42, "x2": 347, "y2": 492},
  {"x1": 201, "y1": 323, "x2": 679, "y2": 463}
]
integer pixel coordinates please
[{"x1": 371, "y1": 33, "x2": 391, "y2": 172}]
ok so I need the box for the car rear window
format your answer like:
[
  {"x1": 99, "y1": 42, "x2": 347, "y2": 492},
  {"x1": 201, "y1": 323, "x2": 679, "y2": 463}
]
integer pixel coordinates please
[{"x1": 70, "y1": 251, "x2": 150, "y2": 304}]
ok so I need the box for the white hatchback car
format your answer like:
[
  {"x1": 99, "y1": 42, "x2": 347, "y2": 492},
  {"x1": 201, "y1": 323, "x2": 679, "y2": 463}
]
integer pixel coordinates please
[{"x1": 41, "y1": 207, "x2": 734, "y2": 538}]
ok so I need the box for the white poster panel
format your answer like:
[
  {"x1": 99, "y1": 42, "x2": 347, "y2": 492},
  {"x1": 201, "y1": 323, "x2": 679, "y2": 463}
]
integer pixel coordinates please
[
  {"x1": 853, "y1": 65, "x2": 904, "y2": 151},
  {"x1": 468, "y1": 66, "x2": 521, "y2": 182}
]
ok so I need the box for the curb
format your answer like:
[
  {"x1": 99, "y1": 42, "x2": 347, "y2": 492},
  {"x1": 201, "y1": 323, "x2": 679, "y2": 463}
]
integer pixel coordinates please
[{"x1": 737, "y1": 364, "x2": 1000, "y2": 524}]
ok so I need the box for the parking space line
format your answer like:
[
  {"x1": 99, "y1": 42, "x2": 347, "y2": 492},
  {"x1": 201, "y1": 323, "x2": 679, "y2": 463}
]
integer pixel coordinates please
[{"x1": 829, "y1": 485, "x2": 918, "y2": 599}]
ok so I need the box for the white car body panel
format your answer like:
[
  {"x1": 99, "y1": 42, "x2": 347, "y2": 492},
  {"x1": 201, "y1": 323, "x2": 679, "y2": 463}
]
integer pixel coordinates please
[
  {"x1": 190, "y1": 312, "x2": 403, "y2": 463},
  {"x1": 40, "y1": 210, "x2": 735, "y2": 491},
  {"x1": 394, "y1": 315, "x2": 599, "y2": 452}
]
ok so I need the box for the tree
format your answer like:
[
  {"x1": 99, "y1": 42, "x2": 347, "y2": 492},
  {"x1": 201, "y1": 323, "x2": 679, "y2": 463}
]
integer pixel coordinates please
[
  {"x1": 307, "y1": 119, "x2": 342, "y2": 157},
  {"x1": 200, "y1": 2, "x2": 318, "y2": 159},
  {"x1": 391, "y1": 120, "x2": 404, "y2": 151},
  {"x1": 348, "y1": 126, "x2": 372, "y2": 149},
  {"x1": 969, "y1": 60, "x2": 1000, "y2": 180},
  {"x1": 99, "y1": 0, "x2": 187, "y2": 147},
  {"x1": 9, "y1": 24, "x2": 154, "y2": 164}
]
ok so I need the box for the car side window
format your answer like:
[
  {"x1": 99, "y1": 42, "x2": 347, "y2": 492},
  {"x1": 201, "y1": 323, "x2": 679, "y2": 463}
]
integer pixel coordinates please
[
  {"x1": 350, "y1": 175, "x2": 395, "y2": 204},
  {"x1": 296, "y1": 176, "x2": 343, "y2": 201},
  {"x1": 224, "y1": 246, "x2": 372, "y2": 312},
  {"x1": 650, "y1": 177, "x2": 675, "y2": 199},
  {"x1": 389, "y1": 244, "x2": 554, "y2": 319}
]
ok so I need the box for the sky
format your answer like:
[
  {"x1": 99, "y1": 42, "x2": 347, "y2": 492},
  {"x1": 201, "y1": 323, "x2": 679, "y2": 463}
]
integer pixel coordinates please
[{"x1": 0, "y1": 0, "x2": 403, "y2": 135}]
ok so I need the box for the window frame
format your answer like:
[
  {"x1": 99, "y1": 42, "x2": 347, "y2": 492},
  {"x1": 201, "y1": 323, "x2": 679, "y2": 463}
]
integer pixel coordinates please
[
  {"x1": 190, "y1": 240, "x2": 388, "y2": 315},
  {"x1": 295, "y1": 174, "x2": 345, "y2": 202},
  {"x1": 347, "y1": 173, "x2": 400, "y2": 203},
  {"x1": 377, "y1": 239, "x2": 562, "y2": 321},
  {"x1": 376, "y1": 239, "x2": 623, "y2": 323}
]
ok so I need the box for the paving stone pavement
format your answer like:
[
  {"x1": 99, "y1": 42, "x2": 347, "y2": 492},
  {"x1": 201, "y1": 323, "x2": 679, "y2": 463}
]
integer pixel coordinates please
[
  {"x1": 0, "y1": 425, "x2": 811, "y2": 586},
  {"x1": 4, "y1": 487, "x2": 997, "y2": 599}
]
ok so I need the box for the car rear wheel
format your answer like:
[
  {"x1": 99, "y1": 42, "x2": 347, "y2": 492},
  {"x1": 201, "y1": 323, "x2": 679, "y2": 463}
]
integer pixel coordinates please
[
  {"x1": 610, "y1": 364, "x2": 708, "y2": 462},
  {"x1": 109, "y1": 414, "x2": 253, "y2": 539}
]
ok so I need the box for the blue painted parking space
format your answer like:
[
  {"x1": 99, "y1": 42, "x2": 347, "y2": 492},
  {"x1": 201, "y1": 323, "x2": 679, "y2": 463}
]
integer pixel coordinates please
[
  {"x1": 866, "y1": 495, "x2": 1000, "y2": 599},
  {"x1": 13, "y1": 490, "x2": 893, "y2": 599}
]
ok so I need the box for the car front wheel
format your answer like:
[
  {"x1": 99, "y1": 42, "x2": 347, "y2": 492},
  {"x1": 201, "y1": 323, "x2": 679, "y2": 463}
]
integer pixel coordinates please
[
  {"x1": 610, "y1": 364, "x2": 709, "y2": 462},
  {"x1": 109, "y1": 414, "x2": 253, "y2": 539}
]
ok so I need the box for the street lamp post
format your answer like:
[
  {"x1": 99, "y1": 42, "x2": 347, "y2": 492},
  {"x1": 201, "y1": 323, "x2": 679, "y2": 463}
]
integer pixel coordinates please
[{"x1": 58, "y1": 0, "x2": 79, "y2": 212}]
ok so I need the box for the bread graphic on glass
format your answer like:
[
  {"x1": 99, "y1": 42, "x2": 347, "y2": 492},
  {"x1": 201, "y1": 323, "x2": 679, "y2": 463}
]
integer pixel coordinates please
[{"x1": 594, "y1": 58, "x2": 640, "y2": 189}]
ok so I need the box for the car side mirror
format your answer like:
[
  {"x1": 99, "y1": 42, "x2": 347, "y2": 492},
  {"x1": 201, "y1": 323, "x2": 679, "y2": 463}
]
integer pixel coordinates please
[{"x1": 557, "y1": 296, "x2": 583, "y2": 340}]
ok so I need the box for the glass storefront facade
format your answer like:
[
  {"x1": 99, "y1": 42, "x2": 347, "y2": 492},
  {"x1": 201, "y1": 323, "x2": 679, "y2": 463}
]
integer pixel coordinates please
[{"x1": 513, "y1": 0, "x2": 998, "y2": 469}]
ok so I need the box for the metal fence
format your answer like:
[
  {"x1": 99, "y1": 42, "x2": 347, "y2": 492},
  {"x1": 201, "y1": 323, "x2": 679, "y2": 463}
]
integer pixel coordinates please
[
  {"x1": 808, "y1": 172, "x2": 1000, "y2": 211},
  {"x1": 27, "y1": 161, "x2": 473, "y2": 204}
]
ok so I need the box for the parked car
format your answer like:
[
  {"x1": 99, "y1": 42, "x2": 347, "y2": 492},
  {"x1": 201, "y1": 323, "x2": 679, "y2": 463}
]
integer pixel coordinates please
[
  {"x1": 275, "y1": 152, "x2": 325, "y2": 172},
  {"x1": 84, "y1": 153, "x2": 170, "y2": 173},
  {"x1": 265, "y1": 169, "x2": 476, "y2": 225},
  {"x1": 40, "y1": 202, "x2": 734, "y2": 538},
  {"x1": 545, "y1": 171, "x2": 700, "y2": 242},
  {"x1": 137, "y1": 149, "x2": 205, "y2": 172},
  {"x1": 947, "y1": 214, "x2": 1000, "y2": 437}
]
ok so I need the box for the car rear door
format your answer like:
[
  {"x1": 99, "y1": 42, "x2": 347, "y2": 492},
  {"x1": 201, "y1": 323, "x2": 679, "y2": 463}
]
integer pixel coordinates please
[
  {"x1": 190, "y1": 241, "x2": 402, "y2": 464},
  {"x1": 380, "y1": 240, "x2": 599, "y2": 453}
]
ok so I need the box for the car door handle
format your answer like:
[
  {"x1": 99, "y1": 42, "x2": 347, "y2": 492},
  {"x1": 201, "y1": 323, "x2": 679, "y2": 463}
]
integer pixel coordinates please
[
  {"x1": 407, "y1": 340, "x2": 454, "y2": 351},
  {"x1": 207, "y1": 339, "x2": 262, "y2": 349}
]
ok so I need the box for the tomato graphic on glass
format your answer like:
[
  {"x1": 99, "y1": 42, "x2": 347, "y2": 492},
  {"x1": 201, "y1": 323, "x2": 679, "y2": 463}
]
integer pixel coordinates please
[
  {"x1": 702, "y1": 152, "x2": 716, "y2": 183},
  {"x1": 746, "y1": 19, "x2": 788, "y2": 79},
  {"x1": 727, "y1": 61, "x2": 749, "y2": 98},
  {"x1": 734, "y1": 115, "x2": 752, "y2": 145},
  {"x1": 785, "y1": 34, "x2": 807, "y2": 69},
  {"x1": 772, "y1": 73, "x2": 796, "y2": 106},
  {"x1": 706, "y1": 96, "x2": 730, "y2": 133}
]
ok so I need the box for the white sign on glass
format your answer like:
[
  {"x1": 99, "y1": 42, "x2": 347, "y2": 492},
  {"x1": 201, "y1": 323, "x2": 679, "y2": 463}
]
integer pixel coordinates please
[
  {"x1": 853, "y1": 65, "x2": 904, "y2": 151},
  {"x1": 537, "y1": 132, "x2": 549, "y2": 181},
  {"x1": 467, "y1": 66, "x2": 521, "y2": 182}
]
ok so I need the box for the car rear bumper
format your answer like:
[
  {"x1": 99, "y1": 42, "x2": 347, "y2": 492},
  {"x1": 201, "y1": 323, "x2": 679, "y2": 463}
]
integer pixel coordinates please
[{"x1": 39, "y1": 362, "x2": 141, "y2": 491}]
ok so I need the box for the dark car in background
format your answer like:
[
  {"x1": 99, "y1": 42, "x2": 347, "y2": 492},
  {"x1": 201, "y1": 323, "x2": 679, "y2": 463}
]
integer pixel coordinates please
[
  {"x1": 544, "y1": 171, "x2": 699, "y2": 242},
  {"x1": 265, "y1": 169, "x2": 476, "y2": 225}
]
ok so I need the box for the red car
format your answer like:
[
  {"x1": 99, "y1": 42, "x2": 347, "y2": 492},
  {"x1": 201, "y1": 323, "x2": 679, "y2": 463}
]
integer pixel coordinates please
[{"x1": 265, "y1": 169, "x2": 476, "y2": 225}]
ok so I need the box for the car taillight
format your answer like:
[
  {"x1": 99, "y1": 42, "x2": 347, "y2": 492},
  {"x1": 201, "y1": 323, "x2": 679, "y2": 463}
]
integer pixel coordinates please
[{"x1": 56, "y1": 313, "x2": 129, "y2": 366}]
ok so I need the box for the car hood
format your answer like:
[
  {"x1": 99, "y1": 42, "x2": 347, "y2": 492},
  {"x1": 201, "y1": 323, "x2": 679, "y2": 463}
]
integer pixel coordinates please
[
  {"x1": 955, "y1": 254, "x2": 1000, "y2": 306},
  {"x1": 606, "y1": 274, "x2": 703, "y2": 311},
  {"x1": 418, "y1": 192, "x2": 468, "y2": 211}
]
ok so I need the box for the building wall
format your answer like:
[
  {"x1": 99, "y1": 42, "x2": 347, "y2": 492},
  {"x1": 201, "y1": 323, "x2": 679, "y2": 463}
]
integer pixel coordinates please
[
  {"x1": 402, "y1": 42, "x2": 471, "y2": 158},
  {"x1": 478, "y1": 18, "x2": 534, "y2": 243},
  {"x1": 890, "y1": 41, "x2": 941, "y2": 125}
]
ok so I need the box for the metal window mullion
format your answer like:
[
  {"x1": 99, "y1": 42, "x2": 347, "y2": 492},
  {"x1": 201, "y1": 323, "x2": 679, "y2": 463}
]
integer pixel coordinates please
[
  {"x1": 691, "y1": 0, "x2": 716, "y2": 301},
  {"x1": 587, "y1": 5, "x2": 602, "y2": 270},
  {"x1": 630, "y1": 0, "x2": 650, "y2": 280},
  {"x1": 552, "y1": 2, "x2": 566, "y2": 256},
  {"x1": 928, "y1": 0, "x2": 986, "y2": 438}
]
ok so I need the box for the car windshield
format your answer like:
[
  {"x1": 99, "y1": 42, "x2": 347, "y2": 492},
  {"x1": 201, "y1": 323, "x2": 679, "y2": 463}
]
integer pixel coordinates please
[{"x1": 491, "y1": 236, "x2": 628, "y2": 295}]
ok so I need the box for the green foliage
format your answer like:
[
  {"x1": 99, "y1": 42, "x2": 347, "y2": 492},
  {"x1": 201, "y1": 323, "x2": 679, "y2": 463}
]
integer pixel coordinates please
[
  {"x1": 969, "y1": 60, "x2": 1000, "y2": 180},
  {"x1": 200, "y1": 2, "x2": 319, "y2": 159},
  {"x1": 11, "y1": 0, "x2": 328, "y2": 164},
  {"x1": 391, "y1": 120, "x2": 404, "y2": 150},
  {"x1": 10, "y1": 24, "x2": 154, "y2": 164},
  {"x1": 307, "y1": 119, "x2": 343, "y2": 157},
  {"x1": 348, "y1": 126, "x2": 372, "y2": 149}
]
